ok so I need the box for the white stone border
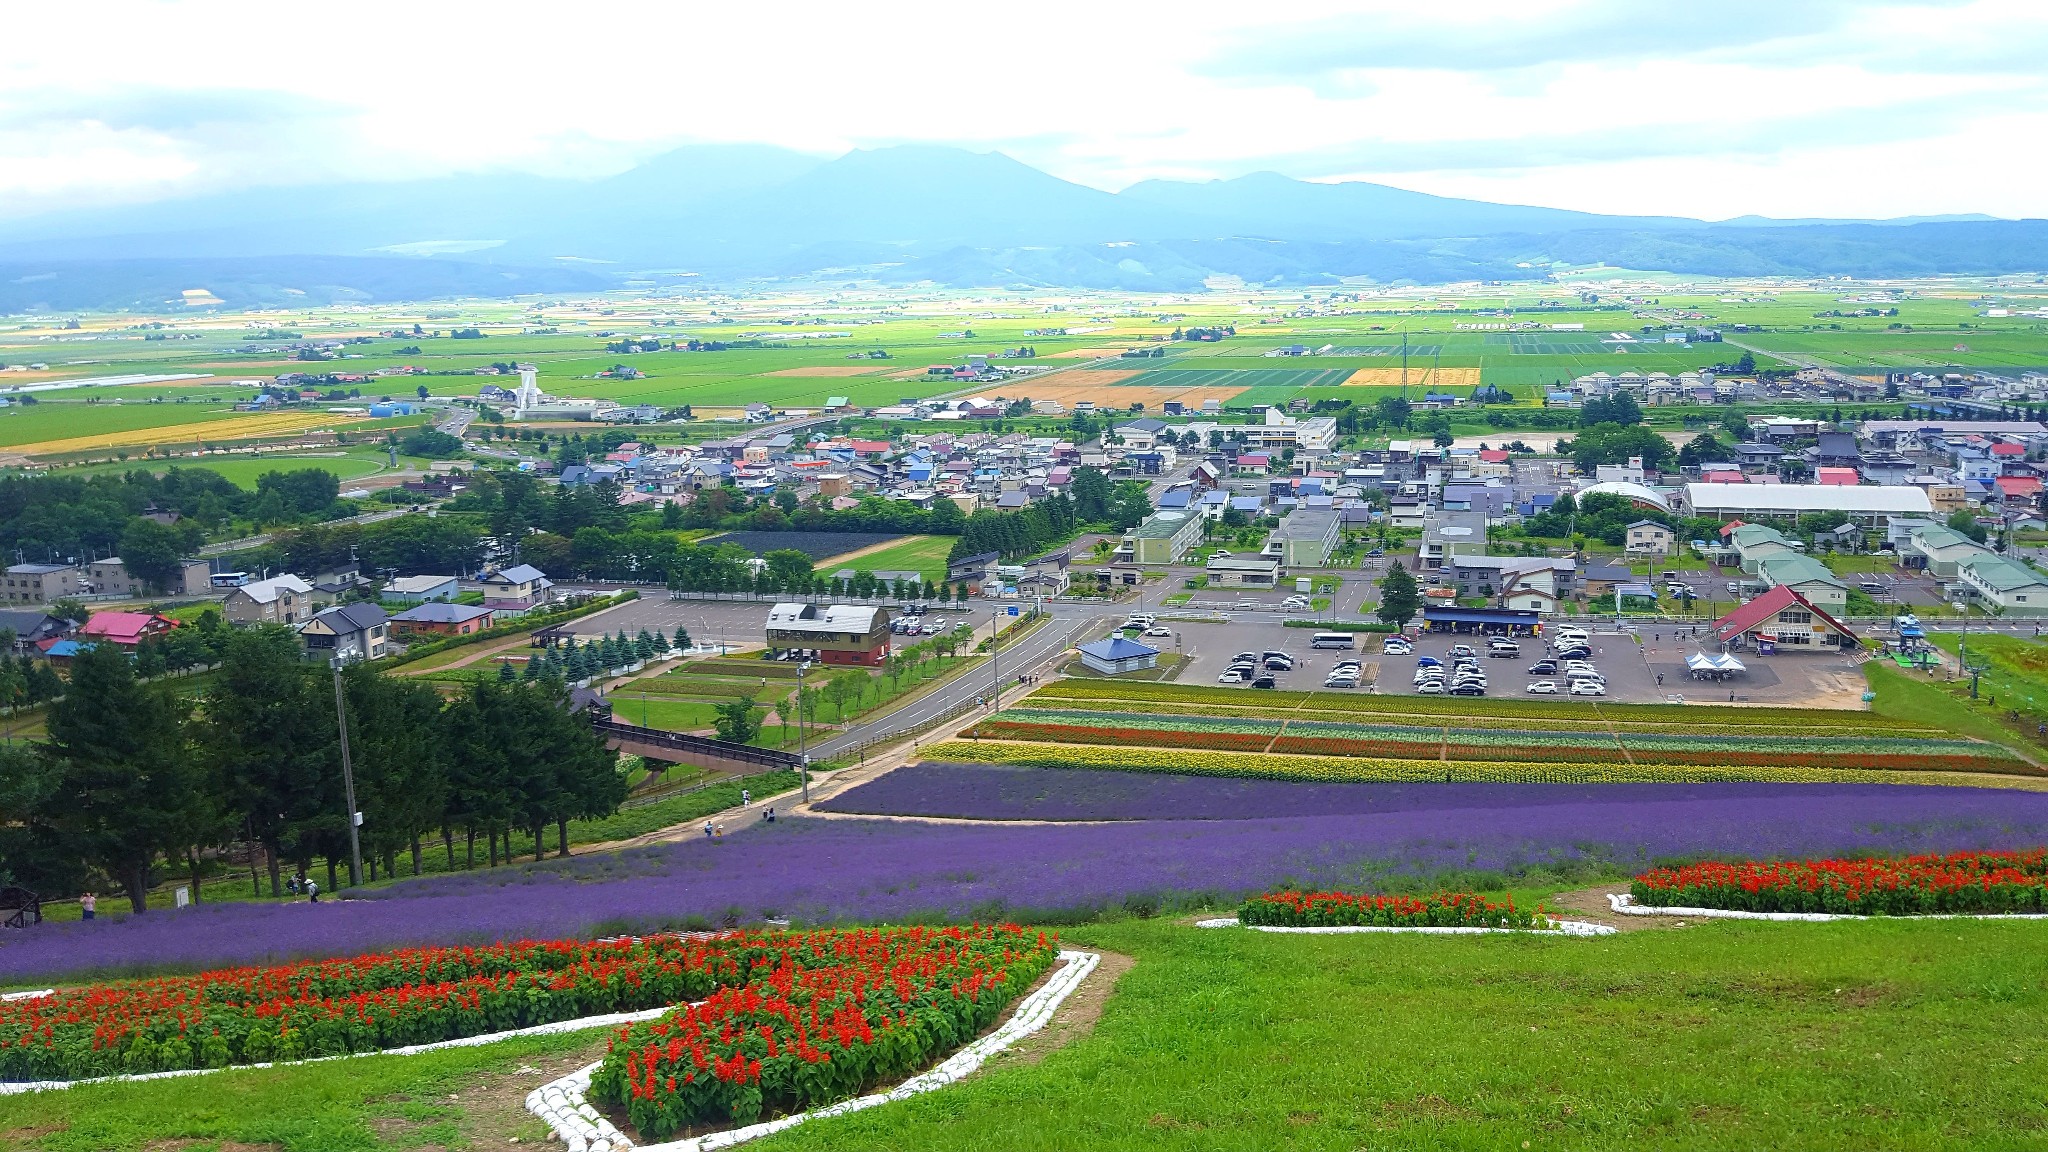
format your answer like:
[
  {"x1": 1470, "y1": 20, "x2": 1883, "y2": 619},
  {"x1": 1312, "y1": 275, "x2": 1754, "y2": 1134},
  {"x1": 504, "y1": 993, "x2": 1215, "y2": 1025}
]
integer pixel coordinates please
[
  {"x1": 1, "y1": 989, "x2": 52, "y2": 1002},
  {"x1": 1195, "y1": 916, "x2": 1617, "y2": 937},
  {"x1": 525, "y1": 949, "x2": 1101, "y2": 1152},
  {"x1": 0, "y1": 1004, "x2": 673, "y2": 1096},
  {"x1": 1608, "y1": 892, "x2": 2048, "y2": 922}
]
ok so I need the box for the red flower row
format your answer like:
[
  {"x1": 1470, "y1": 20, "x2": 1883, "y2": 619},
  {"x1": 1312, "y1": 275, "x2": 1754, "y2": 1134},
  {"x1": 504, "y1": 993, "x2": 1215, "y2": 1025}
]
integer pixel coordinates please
[
  {"x1": 1632, "y1": 849, "x2": 2048, "y2": 915},
  {"x1": 1239, "y1": 889, "x2": 1542, "y2": 930}
]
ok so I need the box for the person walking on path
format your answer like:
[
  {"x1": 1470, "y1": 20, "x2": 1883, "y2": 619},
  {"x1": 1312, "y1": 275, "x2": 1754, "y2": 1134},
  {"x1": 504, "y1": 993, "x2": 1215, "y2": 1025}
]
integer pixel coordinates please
[
  {"x1": 79, "y1": 892, "x2": 95, "y2": 921},
  {"x1": 704, "y1": 821, "x2": 715, "y2": 840},
  {"x1": 741, "y1": 788, "x2": 751, "y2": 807}
]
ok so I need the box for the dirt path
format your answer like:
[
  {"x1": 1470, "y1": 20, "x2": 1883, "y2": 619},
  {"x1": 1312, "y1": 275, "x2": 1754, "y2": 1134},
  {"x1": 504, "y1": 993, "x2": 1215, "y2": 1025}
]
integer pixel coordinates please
[
  {"x1": 994, "y1": 949, "x2": 1134, "y2": 1066},
  {"x1": 393, "y1": 631, "x2": 536, "y2": 677},
  {"x1": 1544, "y1": 884, "x2": 1691, "y2": 932}
]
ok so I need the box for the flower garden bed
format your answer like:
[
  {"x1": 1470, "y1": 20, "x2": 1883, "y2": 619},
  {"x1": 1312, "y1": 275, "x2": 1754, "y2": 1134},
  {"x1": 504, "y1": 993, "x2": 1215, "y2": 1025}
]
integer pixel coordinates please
[
  {"x1": 968, "y1": 708, "x2": 2029, "y2": 776},
  {"x1": 0, "y1": 925, "x2": 1054, "y2": 1099},
  {"x1": 1024, "y1": 680, "x2": 1940, "y2": 733},
  {"x1": 586, "y1": 924, "x2": 1056, "y2": 1141},
  {"x1": 1629, "y1": 849, "x2": 2048, "y2": 916},
  {"x1": 1241, "y1": 889, "x2": 1541, "y2": 929},
  {"x1": 1211, "y1": 889, "x2": 1616, "y2": 936},
  {"x1": 922, "y1": 739, "x2": 2040, "y2": 788}
]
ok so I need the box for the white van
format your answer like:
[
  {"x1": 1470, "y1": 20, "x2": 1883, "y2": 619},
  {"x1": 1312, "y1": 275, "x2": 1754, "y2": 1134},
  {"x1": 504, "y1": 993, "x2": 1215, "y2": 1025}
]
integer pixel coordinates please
[{"x1": 1311, "y1": 632, "x2": 1356, "y2": 650}]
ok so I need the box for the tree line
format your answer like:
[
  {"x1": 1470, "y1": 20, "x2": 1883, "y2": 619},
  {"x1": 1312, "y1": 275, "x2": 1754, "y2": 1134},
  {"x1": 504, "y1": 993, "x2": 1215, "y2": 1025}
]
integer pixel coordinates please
[
  {"x1": 0, "y1": 628, "x2": 620, "y2": 913},
  {"x1": 0, "y1": 467, "x2": 350, "y2": 590}
]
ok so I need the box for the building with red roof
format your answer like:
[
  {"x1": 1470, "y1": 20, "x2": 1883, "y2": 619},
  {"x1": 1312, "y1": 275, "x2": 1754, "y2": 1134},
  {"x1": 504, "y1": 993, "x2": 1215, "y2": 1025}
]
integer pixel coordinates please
[
  {"x1": 1814, "y1": 467, "x2": 1859, "y2": 486},
  {"x1": 77, "y1": 611, "x2": 176, "y2": 648},
  {"x1": 1994, "y1": 475, "x2": 2043, "y2": 501},
  {"x1": 1711, "y1": 586, "x2": 1857, "y2": 652}
]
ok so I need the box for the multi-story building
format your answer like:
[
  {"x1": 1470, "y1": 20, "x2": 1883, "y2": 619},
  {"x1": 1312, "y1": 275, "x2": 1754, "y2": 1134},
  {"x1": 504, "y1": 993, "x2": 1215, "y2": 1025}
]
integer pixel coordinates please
[
  {"x1": 2, "y1": 563, "x2": 78, "y2": 606},
  {"x1": 223, "y1": 574, "x2": 315, "y2": 625},
  {"x1": 763, "y1": 602, "x2": 891, "y2": 667},
  {"x1": 1118, "y1": 510, "x2": 1206, "y2": 566}
]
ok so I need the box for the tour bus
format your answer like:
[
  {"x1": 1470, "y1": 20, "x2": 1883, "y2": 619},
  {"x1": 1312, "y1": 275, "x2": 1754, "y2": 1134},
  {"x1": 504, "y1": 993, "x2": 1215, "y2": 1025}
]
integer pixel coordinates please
[
  {"x1": 208, "y1": 571, "x2": 251, "y2": 589},
  {"x1": 1310, "y1": 632, "x2": 1356, "y2": 650}
]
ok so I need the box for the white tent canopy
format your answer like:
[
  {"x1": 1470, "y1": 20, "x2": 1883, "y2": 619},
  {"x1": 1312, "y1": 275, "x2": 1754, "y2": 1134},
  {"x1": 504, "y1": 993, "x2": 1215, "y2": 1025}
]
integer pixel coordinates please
[{"x1": 1687, "y1": 652, "x2": 1747, "y2": 678}]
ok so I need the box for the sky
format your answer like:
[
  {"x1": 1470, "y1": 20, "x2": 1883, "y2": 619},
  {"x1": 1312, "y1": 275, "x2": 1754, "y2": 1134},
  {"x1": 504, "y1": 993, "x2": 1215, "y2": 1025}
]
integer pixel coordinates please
[{"x1": 1, "y1": 0, "x2": 2044, "y2": 222}]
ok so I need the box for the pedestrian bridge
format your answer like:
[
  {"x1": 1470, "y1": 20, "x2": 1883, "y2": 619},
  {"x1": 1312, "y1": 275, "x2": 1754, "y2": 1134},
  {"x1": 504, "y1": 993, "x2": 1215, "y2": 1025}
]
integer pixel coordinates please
[{"x1": 590, "y1": 718, "x2": 804, "y2": 775}]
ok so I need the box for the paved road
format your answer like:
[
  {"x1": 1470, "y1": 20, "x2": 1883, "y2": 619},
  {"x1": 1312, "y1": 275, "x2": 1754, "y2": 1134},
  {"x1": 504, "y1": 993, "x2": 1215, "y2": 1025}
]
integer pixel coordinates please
[{"x1": 808, "y1": 602, "x2": 1118, "y2": 757}]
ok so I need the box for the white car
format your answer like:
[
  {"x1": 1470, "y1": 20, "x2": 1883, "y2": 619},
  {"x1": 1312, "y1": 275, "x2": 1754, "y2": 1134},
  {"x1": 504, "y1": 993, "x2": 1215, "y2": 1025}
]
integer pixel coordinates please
[
  {"x1": 1568, "y1": 680, "x2": 1607, "y2": 696},
  {"x1": 1323, "y1": 676, "x2": 1358, "y2": 689},
  {"x1": 1562, "y1": 661, "x2": 1598, "y2": 674},
  {"x1": 1210, "y1": 550, "x2": 1231, "y2": 559},
  {"x1": 1218, "y1": 669, "x2": 1251, "y2": 684},
  {"x1": 1415, "y1": 680, "x2": 1447, "y2": 694},
  {"x1": 1526, "y1": 680, "x2": 1559, "y2": 694},
  {"x1": 1143, "y1": 626, "x2": 1174, "y2": 638}
]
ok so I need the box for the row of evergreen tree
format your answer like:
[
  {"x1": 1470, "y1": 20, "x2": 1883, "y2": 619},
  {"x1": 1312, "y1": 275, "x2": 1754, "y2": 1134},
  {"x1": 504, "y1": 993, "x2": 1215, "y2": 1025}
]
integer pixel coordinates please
[{"x1": 0, "y1": 627, "x2": 622, "y2": 913}]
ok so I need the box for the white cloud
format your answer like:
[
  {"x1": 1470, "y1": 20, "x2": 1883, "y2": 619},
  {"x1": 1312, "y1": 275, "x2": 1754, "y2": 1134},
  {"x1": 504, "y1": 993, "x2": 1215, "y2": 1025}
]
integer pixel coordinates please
[{"x1": 0, "y1": 0, "x2": 2042, "y2": 220}]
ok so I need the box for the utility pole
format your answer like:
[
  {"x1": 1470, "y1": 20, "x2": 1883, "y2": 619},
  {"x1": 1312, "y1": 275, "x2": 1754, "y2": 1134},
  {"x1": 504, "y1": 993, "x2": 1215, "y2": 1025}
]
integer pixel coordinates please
[
  {"x1": 990, "y1": 606, "x2": 1003, "y2": 710},
  {"x1": 796, "y1": 659, "x2": 810, "y2": 804},
  {"x1": 330, "y1": 657, "x2": 363, "y2": 887}
]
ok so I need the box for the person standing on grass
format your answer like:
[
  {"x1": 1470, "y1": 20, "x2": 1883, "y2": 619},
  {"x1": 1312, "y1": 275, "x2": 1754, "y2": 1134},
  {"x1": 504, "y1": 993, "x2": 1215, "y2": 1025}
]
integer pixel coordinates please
[
  {"x1": 742, "y1": 787, "x2": 751, "y2": 807},
  {"x1": 306, "y1": 877, "x2": 319, "y2": 904},
  {"x1": 79, "y1": 891, "x2": 95, "y2": 921}
]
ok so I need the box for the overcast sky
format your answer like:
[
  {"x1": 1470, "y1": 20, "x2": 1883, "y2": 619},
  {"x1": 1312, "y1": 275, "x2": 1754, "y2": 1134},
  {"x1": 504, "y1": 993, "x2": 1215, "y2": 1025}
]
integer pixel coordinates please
[{"x1": 3, "y1": 0, "x2": 2043, "y2": 222}]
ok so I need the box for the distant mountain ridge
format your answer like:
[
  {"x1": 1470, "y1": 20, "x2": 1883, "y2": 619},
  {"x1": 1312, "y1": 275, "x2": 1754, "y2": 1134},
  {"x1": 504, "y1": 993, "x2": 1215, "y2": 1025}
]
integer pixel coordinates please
[{"x1": 0, "y1": 144, "x2": 2039, "y2": 306}]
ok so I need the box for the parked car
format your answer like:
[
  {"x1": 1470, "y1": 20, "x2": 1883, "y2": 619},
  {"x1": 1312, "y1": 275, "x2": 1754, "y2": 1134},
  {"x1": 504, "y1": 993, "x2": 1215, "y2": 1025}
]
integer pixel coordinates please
[
  {"x1": 1449, "y1": 683, "x2": 1486, "y2": 696},
  {"x1": 1251, "y1": 676, "x2": 1278, "y2": 690},
  {"x1": 1233, "y1": 651, "x2": 1259, "y2": 664},
  {"x1": 1449, "y1": 644, "x2": 1477, "y2": 658},
  {"x1": 1568, "y1": 680, "x2": 1607, "y2": 696},
  {"x1": 1331, "y1": 661, "x2": 1363, "y2": 674},
  {"x1": 1526, "y1": 680, "x2": 1559, "y2": 694},
  {"x1": 1554, "y1": 646, "x2": 1593, "y2": 661},
  {"x1": 1415, "y1": 655, "x2": 1442, "y2": 667},
  {"x1": 1487, "y1": 645, "x2": 1520, "y2": 658},
  {"x1": 1218, "y1": 669, "x2": 1251, "y2": 684},
  {"x1": 1281, "y1": 596, "x2": 1309, "y2": 610},
  {"x1": 1323, "y1": 675, "x2": 1358, "y2": 689},
  {"x1": 1528, "y1": 660, "x2": 1559, "y2": 675},
  {"x1": 1415, "y1": 680, "x2": 1447, "y2": 694},
  {"x1": 1264, "y1": 655, "x2": 1295, "y2": 671},
  {"x1": 1143, "y1": 626, "x2": 1174, "y2": 638}
]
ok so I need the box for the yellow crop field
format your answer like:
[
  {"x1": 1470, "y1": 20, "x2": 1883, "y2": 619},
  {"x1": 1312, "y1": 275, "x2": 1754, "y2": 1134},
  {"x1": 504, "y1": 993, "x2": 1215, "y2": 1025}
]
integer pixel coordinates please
[
  {"x1": 1342, "y1": 367, "x2": 1483, "y2": 387},
  {"x1": 16, "y1": 411, "x2": 369, "y2": 457}
]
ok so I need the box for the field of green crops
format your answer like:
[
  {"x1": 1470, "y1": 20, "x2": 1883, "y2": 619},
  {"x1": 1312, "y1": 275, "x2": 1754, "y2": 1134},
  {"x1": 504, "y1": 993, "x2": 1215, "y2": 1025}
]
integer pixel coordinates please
[{"x1": 6, "y1": 281, "x2": 2046, "y2": 437}]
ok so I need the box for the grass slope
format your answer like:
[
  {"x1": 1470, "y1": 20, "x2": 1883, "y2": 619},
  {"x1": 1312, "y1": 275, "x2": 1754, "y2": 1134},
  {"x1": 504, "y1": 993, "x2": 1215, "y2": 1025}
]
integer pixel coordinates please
[{"x1": 11, "y1": 916, "x2": 2048, "y2": 1150}]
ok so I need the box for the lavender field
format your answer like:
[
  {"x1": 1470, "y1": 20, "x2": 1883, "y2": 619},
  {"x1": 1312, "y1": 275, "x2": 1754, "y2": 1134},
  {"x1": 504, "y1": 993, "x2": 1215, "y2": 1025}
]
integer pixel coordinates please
[{"x1": 9, "y1": 777, "x2": 2048, "y2": 984}]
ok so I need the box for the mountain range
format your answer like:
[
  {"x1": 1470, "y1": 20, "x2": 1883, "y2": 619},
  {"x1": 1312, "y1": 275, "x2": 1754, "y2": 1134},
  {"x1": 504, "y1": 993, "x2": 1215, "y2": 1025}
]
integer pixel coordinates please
[{"x1": 0, "y1": 144, "x2": 2040, "y2": 308}]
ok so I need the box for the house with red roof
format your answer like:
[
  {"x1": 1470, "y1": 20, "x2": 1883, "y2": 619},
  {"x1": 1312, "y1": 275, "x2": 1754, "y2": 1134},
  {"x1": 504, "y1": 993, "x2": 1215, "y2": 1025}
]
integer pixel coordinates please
[
  {"x1": 1994, "y1": 475, "x2": 2043, "y2": 502},
  {"x1": 77, "y1": 611, "x2": 176, "y2": 648},
  {"x1": 1813, "y1": 467, "x2": 1860, "y2": 486},
  {"x1": 1711, "y1": 586, "x2": 1857, "y2": 652}
]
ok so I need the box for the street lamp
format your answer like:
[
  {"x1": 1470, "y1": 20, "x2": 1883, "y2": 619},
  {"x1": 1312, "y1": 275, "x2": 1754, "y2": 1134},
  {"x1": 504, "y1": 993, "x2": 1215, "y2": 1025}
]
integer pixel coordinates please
[
  {"x1": 329, "y1": 655, "x2": 363, "y2": 888},
  {"x1": 989, "y1": 605, "x2": 1003, "y2": 709}
]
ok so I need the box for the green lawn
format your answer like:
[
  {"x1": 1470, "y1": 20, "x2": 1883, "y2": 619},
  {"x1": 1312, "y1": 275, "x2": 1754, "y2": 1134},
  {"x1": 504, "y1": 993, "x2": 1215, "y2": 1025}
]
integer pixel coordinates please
[
  {"x1": 817, "y1": 534, "x2": 955, "y2": 582},
  {"x1": 12, "y1": 914, "x2": 2048, "y2": 1150}
]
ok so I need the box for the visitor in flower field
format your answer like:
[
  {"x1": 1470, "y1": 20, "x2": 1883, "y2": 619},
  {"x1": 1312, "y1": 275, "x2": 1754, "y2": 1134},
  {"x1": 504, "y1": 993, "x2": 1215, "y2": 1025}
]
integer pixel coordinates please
[
  {"x1": 305, "y1": 877, "x2": 319, "y2": 903},
  {"x1": 79, "y1": 892, "x2": 94, "y2": 921}
]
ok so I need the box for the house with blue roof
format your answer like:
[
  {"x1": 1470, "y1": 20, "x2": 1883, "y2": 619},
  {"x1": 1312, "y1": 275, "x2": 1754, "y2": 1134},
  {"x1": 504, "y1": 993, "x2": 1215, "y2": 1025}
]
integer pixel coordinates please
[{"x1": 1077, "y1": 636, "x2": 1160, "y2": 675}]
